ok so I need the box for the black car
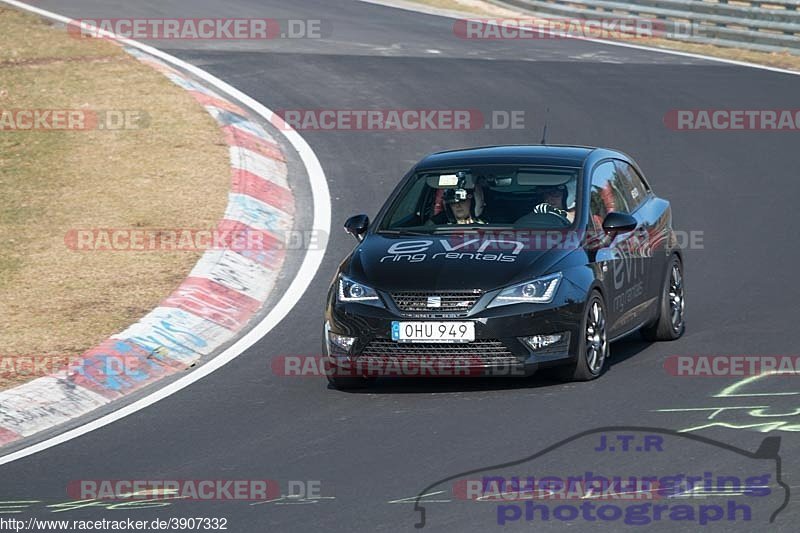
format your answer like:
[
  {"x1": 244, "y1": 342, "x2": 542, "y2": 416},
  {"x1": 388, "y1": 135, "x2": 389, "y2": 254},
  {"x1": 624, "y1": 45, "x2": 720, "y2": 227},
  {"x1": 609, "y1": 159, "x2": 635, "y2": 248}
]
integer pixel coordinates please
[{"x1": 324, "y1": 145, "x2": 684, "y2": 389}]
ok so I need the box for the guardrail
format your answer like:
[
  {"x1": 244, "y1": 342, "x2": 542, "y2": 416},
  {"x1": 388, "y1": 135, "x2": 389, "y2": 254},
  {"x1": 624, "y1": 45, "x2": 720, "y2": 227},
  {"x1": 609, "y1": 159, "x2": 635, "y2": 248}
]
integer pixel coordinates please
[{"x1": 490, "y1": 0, "x2": 800, "y2": 54}]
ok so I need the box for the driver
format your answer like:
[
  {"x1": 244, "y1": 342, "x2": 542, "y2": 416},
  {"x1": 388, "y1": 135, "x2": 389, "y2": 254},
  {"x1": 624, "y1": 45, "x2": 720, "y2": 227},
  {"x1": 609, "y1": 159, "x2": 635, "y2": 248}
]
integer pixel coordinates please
[
  {"x1": 445, "y1": 186, "x2": 486, "y2": 225},
  {"x1": 429, "y1": 183, "x2": 487, "y2": 225},
  {"x1": 531, "y1": 184, "x2": 574, "y2": 222}
]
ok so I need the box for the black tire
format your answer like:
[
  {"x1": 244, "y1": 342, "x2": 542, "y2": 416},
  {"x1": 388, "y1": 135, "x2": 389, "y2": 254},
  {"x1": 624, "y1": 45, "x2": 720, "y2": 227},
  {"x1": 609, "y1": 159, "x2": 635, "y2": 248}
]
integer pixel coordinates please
[
  {"x1": 557, "y1": 291, "x2": 608, "y2": 382},
  {"x1": 641, "y1": 255, "x2": 685, "y2": 341}
]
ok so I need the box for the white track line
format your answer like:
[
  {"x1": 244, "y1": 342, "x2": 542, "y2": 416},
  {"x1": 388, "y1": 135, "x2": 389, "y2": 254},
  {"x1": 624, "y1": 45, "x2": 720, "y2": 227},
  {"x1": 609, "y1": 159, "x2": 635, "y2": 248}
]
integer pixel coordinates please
[
  {"x1": 0, "y1": 0, "x2": 331, "y2": 466},
  {"x1": 359, "y1": 0, "x2": 800, "y2": 77}
]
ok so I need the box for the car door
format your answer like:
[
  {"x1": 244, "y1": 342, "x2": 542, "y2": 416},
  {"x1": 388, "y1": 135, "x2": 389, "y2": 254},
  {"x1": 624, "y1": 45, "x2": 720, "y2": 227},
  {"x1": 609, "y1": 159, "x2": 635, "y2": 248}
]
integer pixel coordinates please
[
  {"x1": 588, "y1": 160, "x2": 648, "y2": 337},
  {"x1": 614, "y1": 160, "x2": 662, "y2": 323}
]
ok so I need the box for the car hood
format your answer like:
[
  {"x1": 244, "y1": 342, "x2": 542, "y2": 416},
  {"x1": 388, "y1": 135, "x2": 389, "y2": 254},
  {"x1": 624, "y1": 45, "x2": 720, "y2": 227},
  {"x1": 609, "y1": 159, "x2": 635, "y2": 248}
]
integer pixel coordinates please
[{"x1": 346, "y1": 233, "x2": 579, "y2": 292}]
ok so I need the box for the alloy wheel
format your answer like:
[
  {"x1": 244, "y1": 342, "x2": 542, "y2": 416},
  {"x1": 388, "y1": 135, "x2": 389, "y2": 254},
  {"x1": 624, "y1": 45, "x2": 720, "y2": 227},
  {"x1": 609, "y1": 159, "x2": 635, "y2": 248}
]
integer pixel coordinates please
[{"x1": 585, "y1": 299, "x2": 608, "y2": 375}]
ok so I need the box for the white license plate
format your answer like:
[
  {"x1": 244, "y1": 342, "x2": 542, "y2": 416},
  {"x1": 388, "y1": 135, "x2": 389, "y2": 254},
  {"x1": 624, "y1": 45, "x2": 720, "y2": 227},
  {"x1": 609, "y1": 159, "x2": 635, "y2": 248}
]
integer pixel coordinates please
[{"x1": 391, "y1": 321, "x2": 475, "y2": 343}]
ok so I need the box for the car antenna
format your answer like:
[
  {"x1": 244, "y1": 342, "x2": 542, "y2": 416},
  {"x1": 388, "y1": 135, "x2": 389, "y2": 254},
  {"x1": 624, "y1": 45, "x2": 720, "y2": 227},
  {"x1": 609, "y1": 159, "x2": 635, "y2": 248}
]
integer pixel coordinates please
[{"x1": 540, "y1": 108, "x2": 550, "y2": 145}]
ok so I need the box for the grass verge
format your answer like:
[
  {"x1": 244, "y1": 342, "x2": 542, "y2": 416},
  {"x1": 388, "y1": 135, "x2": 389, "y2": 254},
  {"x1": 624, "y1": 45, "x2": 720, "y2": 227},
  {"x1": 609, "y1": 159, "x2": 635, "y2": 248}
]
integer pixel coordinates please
[{"x1": 0, "y1": 7, "x2": 230, "y2": 389}]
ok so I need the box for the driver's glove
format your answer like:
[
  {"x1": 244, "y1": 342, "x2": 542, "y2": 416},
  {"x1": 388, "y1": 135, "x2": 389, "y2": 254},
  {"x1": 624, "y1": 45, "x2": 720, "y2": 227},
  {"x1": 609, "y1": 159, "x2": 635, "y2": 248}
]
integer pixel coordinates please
[{"x1": 533, "y1": 203, "x2": 569, "y2": 218}]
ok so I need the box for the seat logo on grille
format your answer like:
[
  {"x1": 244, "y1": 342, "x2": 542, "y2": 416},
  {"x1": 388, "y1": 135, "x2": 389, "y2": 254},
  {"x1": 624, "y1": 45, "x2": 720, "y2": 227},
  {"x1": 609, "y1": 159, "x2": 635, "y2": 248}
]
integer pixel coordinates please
[{"x1": 426, "y1": 296, "x2": 441, "y2": 308}]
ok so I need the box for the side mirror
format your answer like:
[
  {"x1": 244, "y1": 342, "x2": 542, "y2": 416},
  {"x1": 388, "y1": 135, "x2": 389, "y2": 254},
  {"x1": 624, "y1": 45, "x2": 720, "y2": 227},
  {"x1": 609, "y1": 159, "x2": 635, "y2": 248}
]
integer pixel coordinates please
[
  {"x1": 601, "y1": 212, "x2": 637, "y2": 236},
  {"x1": 344, "y1": 214, "x2": 369, "y2": 241}
]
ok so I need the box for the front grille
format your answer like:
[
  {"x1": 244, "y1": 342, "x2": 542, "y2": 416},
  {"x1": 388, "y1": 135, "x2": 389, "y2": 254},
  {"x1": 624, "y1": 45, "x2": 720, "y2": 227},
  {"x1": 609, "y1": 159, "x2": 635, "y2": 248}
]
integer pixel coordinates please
[
  {"x1": 359, "y1": 339, "x2": 516, "y2": 362},
  {"x1": 390, "y1": 290, "x2": 483, "y2": 313}
]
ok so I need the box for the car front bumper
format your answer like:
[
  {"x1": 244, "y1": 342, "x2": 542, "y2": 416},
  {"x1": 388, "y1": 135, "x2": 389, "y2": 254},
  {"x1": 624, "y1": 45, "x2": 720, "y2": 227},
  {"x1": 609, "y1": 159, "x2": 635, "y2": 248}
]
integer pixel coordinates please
[{"x1": 324, "y1": 288, "x2": 587, "y2": 378}]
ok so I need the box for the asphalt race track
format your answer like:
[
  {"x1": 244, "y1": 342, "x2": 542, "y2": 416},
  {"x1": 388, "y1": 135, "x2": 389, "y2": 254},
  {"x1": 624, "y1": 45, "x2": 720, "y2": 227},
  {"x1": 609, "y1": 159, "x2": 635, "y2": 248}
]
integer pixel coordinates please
[{"x1": 2, "y1": 0, "x2": 800, "y2": 531}]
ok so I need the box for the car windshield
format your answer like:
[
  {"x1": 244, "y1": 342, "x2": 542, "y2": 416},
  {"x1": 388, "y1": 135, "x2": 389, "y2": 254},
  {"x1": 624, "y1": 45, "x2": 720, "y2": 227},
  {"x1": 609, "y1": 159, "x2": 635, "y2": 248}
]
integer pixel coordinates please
[{"x1": 379, "y1": 165, "x2": 580, "y2": 232}]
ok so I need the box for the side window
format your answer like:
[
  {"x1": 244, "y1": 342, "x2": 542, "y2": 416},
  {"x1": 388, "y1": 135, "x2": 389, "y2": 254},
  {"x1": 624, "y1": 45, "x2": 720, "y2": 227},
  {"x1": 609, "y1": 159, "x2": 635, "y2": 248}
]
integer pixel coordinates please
[
  {"x1": 589, "y1": 161, "x2": 630, "y2": 229},
  {"x1": 615, "y1": 161, "x2": 648, "y2": 211}
]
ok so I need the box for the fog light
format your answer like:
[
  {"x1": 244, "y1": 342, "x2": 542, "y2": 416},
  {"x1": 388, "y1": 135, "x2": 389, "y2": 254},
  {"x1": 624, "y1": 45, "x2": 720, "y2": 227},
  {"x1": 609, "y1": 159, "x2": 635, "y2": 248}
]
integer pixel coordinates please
[
  {"x1": 327, "y1": 331, "x2": 356, "y2": 354},
  {"x1": 522, "y1": 333, "x2": 565, "y2": 351}
]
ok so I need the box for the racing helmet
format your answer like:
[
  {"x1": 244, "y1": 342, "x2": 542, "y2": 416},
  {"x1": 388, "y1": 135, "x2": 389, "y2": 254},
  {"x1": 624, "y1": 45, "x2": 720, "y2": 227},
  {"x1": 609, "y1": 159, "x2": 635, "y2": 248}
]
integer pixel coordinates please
[
  {"x1": 538, "y1": 183, "x2": 568, "y2": 210},
  {"x1": 442, "y1": 175, "x2": 485, "y2": 220}
]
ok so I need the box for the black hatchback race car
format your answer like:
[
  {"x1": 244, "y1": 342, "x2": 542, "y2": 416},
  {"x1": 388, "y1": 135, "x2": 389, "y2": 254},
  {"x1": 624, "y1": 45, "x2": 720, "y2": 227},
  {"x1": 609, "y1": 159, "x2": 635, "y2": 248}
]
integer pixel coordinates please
[{"x1": 324, "y1": 145, "x2": 684, "y2": 389}]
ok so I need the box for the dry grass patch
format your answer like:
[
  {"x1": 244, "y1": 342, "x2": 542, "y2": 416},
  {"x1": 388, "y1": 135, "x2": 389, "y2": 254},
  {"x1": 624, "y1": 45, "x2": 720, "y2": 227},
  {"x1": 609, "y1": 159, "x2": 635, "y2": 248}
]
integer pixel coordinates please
[{"x1": 0, "y1": 7, "x2": 230, "y2": 389}]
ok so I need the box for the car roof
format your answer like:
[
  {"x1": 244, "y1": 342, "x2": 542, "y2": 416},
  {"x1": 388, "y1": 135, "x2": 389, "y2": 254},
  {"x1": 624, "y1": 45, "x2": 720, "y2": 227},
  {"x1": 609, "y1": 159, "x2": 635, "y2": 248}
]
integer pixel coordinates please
[{"x1": 414, "y1": 145, "x2": 601, "y2": 170}]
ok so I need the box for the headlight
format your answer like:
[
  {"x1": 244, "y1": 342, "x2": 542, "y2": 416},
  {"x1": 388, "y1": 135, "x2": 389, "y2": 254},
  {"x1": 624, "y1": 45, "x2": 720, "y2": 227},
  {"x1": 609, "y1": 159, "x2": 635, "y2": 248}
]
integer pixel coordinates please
[
  {"x1": 488, "y1": 272, "x2": 562, "y2": 307},
  {"x1": 337, "y1": 275, "x2": 383, "y2": 307}
]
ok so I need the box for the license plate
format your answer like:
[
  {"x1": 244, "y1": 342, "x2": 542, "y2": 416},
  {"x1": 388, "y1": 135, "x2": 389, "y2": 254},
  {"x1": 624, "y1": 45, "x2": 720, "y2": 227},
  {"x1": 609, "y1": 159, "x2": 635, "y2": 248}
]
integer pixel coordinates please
[{"x1": 391, "y1": 321, "x2": 475, "y2": 343}]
